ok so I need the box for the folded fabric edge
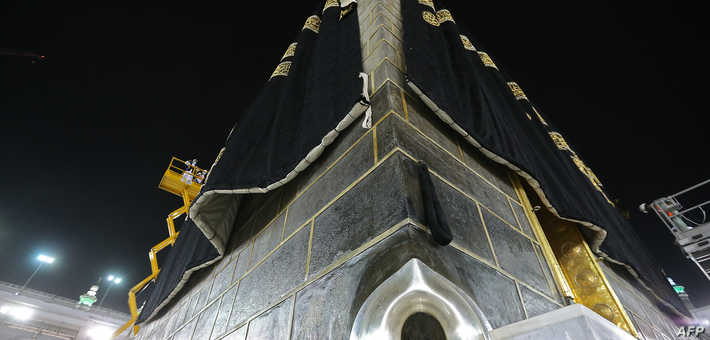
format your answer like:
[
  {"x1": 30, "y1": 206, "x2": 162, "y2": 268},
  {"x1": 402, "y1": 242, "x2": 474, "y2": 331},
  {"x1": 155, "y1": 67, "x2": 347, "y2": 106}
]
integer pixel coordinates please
[
  {"x1": 136, "y1": 254, "x2": 223, "y2": 326},
  {"x1": 189, "y1": 101, "x2": 369, "y2": 252}
]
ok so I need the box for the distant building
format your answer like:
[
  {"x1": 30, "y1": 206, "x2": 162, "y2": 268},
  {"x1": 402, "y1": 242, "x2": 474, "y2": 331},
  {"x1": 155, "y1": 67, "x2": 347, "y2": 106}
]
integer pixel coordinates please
[{"x1": 0, "y1": 280, "x2": 130, "y2": 340}]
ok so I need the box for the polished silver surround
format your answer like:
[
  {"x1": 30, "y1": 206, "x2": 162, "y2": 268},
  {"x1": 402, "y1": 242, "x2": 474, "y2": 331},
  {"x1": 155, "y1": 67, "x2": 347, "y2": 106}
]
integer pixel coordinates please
[{"x1": 350, "y1": 258, "x2": 492, "y2": 340}]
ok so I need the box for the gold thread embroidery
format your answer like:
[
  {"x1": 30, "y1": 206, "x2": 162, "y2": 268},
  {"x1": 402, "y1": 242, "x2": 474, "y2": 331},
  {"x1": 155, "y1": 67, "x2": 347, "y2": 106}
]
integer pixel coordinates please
[
  {"x1": 418, "y1": 0, "x2": 435, "y2": 10},
  {"x1": 269, "y1": 61, "x2": 291, "y2": 80},
  {"x1": 526, "y1": 112, "x2": 533, "y2": 120},
  {"x1": 478, "y1": 52, "x2": 498, "y2": 69},
  {"x1": 436, "y1": 9, "x2": 455, "y2": 24},
  {"x1": 460, "y1": 35, "x2": 475, "y2": 51},
  {"x1": 533, "y1": 106, "x2": 549, "y2": 126},
  {"x1": 549, "y1": 132, "x2": 570, "y2": 151},
  {"x1": 340, "y1": 3, "x2": 354, "y2": 20},
  {"x1": 281, "y1": 43, "x2": 297, "y2": 61},
  {"x1": 422, "y1": 11, "x2": 439, "y2": 26},
  {"x1": 323, "y1": 0, "x2": 339, "y2": 13},
  {"x1": 507, "y1": 82, "x2": 528, "y2": 101},
  {"x1": 303, "y1": 15, "x2": 321, "y2": 33},
  {"x1": 570, "y1": 154, "x2": 613, "y2": 205}
]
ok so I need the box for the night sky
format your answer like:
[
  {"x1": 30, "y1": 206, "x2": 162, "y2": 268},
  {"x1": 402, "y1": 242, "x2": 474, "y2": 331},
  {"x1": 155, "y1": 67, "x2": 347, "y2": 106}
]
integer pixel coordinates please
[{"x1": 2, "y1": 1, "x2": 708, "y2": 313}]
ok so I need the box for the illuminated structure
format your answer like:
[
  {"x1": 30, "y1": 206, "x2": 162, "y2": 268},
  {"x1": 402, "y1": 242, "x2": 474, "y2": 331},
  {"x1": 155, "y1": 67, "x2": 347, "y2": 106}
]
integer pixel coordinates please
[
  {"x1": 0, "y1": 280, "x2": 129, "y2": 340},
  {"x1": 123, "y1": 1, "x2": 692, "y2": 339},
  {"x1": 641, "y1": 179, "x2": 710, "y2": 280},
  {"x1": 78, "y1": 285, "x2": 99, "y2": 307}
]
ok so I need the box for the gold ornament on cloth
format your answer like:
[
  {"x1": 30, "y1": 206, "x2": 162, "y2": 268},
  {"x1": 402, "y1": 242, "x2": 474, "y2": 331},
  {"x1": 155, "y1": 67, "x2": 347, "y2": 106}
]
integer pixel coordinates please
[
  {"x1": 460, "y1": 35, "x2": 476, "y2": 51},
  {"x1": 549, "y1": 132, "x2": 570, "y2": 151},
  {"x1": 533, "y1": 106, "x2": 548, "y2": 126},
  {"x1": 422, "y1": 11, "x2": 439, "y2": 26},
  {"x1": 281, "y1": 43, "x2": 298, "y2": 61},
  {"x1": 418, "y1": 0, "x2": 435, "y2": 10},
  {"x1": 478, "y1": 52, "x2": 498, "y2": 69},
  {"x1": 436, "y1": 9, "x2": 455, "y2": 24},
  {"x1": 507, "y1": 82, "x2": 528, "y2": 101},
  {"x1": 323, "y1": 0, "x2": 339, "y2": 13},
  {"x1": 303, "y1": 15, "x2": 322, "y2": 33},
  {"x1": 269, "y1": 61, "x2": 291, "y2": 80},
  {"x1": 570, "y1": 154, "x2": 613, "y2": 205}
]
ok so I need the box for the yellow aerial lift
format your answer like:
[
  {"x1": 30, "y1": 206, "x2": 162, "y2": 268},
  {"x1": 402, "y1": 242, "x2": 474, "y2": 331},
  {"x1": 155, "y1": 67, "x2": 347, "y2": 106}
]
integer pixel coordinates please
[{"x1": 113, "y1": 157, "x2": 206, "y2": 338}]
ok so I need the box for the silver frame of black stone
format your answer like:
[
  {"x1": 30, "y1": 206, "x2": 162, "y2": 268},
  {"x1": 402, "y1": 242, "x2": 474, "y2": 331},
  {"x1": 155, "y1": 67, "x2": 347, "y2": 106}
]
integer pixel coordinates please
[{"x1": 350, "y1": 258, "x2": 492, "y2": 340}]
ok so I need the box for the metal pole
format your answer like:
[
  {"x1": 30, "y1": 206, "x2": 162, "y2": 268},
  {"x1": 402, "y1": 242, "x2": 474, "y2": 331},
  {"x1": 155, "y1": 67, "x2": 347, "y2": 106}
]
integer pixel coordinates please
[
  {"x1": 98, "y1": 283, "x2": 113, "y2": 307},
  {"x1": 678, "y1": 200, "x2": 710, "y2": 216},
  {"x1": 670, "y1": 178, "x2": 710, "y2": 198},
  {"x1": 16, "y1": 263, "x2": 44, "y2": 295}
]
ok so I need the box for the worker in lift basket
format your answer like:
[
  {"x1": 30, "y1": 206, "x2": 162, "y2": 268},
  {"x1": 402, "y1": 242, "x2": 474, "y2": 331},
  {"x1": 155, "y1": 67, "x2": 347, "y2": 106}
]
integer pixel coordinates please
[{"x1": 182, "y1": 159, "x2": 197, "y2": 185}]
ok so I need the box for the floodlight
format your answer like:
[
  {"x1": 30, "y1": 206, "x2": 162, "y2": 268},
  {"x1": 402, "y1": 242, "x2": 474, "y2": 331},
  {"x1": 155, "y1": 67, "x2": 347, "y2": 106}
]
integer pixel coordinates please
[
  {"x1": 107, "y1": 275, "x2": 115, "y2": 281},
  {"x1": 0, "y1": 305, "x2": 33, "y2": 321},
  {"x1": 114, "y1": 278, "x2": 122, "y2": 284},
  {"x1": 37, "y1": 254, "x2": 55, "y2": 264},
  {"x1": 87, "y1": 326, "x2": 113, "y2": 340}
]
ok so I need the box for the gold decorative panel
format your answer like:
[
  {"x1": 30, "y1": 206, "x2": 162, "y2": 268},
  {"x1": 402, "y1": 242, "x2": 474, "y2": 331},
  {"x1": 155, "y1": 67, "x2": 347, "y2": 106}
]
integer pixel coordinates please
[
  {"x1": 460, "y1": 35, "x2": 476, "y2": 51},
  {"x1": 418, "y1": 0, "x2": 435, "y2": 10},
  {"x1": 478, "y1": 52, "x2": 498, "y2": 70},
  {"x1": 543, "y1": 217, "x2": 638, "y2": 337},
  {"x1": 281, "y1": 42, "x2": 298, "y2": 61},
  {"x1": 549, "y1": 132, "x2": 570, "y2": 151},
  {"x1": 436, "y1": 9, "x2": 455, "y2": 24},
  {"x1": 422, "y1": 11, "x2": 439, "y2": 27},
  {"x1": 303, "y1": 15, "x2": 322, "y2": 33},
  {"x1": 510, "y1": 176, "x2": 575, "y2": 302},
  {"x1": 269, "y1": 61, "x2": 291, "y2": 80},
  {"x1": 507, "y1": 82, "x2": 528, "y2": 101},
  {"x1": 323, "y1": 0, "x2": 339, "y2": 13}
]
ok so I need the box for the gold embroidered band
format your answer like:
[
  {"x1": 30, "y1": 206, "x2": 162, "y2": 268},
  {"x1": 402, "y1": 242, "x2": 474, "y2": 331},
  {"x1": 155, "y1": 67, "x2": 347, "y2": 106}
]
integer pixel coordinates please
[
  {"x1": 422, "y1": 11, "x2": 439, "y2": 27},
  {"x1": 478, "y1": 52, "x2": 498, "y2": 69},
  {"x1": 270, "y1": 61, "x2": 291, "y2": 80},
  {"x1": 533, "y1": 107, "x2": 548, "y2": 126},
  {"x1": 323, "y1": 0, "x2": 339, "y2": 14},
  {"x1": 507, "y1": 82, "x2": 528, "y2": 101},
  {"x1": 303, "y1": 15, "x2": 322, "y2": 33},
  {"x1": 460, "y1": 35, "x2": 475, "y2": 51},
  {"x1": 436, "y1": 9, "x2": 455, "y2": 24},
  {"x1": 281, "y1": 43, "x2": 298, "y2": 61},
  {"x1": 571, "y1": 154, "x2": 606, "y2": 192},
  {"x1": 549, "y1": 132, "x2": 570, "y2": 151},
  {"x1": 340, "y1": 4, "x2": 354, "y2": 20},
  {"x1": 418, "y1": 0, "x2": 435, "y2": 10}
]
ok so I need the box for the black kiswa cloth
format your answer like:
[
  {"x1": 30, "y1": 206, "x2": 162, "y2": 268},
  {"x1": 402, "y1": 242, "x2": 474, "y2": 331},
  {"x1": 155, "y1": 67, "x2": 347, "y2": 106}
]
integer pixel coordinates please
[
  {"x1": 402, "y1": 0, "x2": 689, "y2": 317},
  {"x1": 189, "y1": 2, "x2": 367, "y2": 256},
  {"x1": 136, "y1": 1, "x2": 367, "y2": 326},
  {"x1": 414, "y1": 160, "x2": 452, "y2": 245},
  {"x1": 136, "y1": 219, "x2": 219, "y2": 324}
]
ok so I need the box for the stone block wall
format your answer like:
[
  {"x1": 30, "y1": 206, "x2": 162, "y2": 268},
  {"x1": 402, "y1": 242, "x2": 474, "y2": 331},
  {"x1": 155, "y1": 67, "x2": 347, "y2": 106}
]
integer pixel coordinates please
[
  {"x1": 601, "y1": 263, "x2": 681, "y2": 340},
  {"x1": 133, "y1": 1, "x2": 567, "y2": 339}
]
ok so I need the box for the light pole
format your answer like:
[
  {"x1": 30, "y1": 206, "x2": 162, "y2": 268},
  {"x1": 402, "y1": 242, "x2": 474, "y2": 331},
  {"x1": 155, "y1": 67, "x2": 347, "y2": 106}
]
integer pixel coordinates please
[
  {"x1": 16, "y1": 254, "x2": 55, "y2": 295},
  {"x1": 98, "y1": 275, "x2": 121, "y2": 307}
]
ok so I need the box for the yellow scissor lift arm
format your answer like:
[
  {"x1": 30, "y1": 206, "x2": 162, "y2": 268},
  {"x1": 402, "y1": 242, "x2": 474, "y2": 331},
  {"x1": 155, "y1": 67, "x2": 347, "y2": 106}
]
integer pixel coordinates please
[{"x1": 113, "y1": 157, "x2": 206, "y2": 338}]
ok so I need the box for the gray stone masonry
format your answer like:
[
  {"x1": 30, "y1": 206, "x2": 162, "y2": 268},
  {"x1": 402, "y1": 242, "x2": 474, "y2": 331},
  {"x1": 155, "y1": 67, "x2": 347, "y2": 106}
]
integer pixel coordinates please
[{"x1": 133, "y1": 1, "x2": 570, "y2": 339}]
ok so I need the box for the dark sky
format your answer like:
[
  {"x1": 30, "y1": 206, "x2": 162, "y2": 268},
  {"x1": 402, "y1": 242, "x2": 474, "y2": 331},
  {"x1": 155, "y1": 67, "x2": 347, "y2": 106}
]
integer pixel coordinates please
[{"x1": 1, "y1": 1, "x2": 708, "y2": 313}]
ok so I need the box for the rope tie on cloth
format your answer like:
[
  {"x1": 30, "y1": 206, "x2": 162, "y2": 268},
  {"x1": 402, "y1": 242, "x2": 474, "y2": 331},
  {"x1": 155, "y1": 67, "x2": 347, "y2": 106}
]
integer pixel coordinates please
[{"x1": 358, "y1": 72, "x2": 372, "y2": 128}]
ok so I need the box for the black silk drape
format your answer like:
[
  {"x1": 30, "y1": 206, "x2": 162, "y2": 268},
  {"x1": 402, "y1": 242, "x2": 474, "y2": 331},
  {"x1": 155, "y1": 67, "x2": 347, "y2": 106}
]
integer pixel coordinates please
[
  {"x1": 402, "y1": 0, "x2": 688, "y2": 316},
  {"x1": 137, "y1": 1, "x2": 365, "y2": 324}
]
